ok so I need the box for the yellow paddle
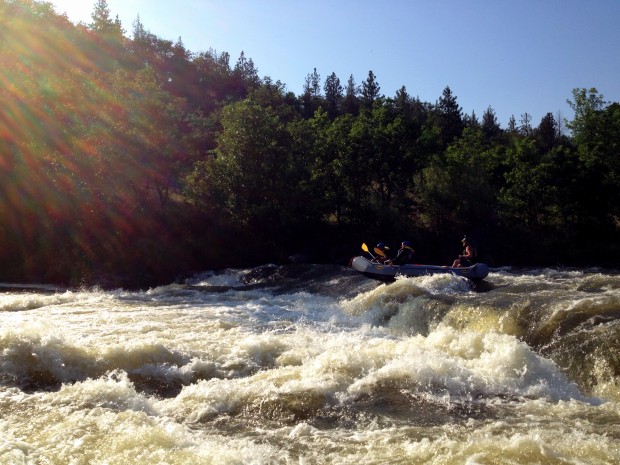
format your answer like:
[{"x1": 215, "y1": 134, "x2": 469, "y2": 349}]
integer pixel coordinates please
[{"x1": 361, "y1": 243, "x2": 376, "y2": 260}]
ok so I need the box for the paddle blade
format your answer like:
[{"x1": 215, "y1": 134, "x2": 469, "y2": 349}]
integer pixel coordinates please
[
  {"x1": 361, "y1": 243, "x2": 369, "y2": 252},
  {"x1": 373, "y1": 247, "x2": 386, "y2": 258}
]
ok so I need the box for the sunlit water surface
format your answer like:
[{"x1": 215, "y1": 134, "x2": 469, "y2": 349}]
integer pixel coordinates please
[{"x1": 1, "y1": 265, "x2": 619, "y2": 464}]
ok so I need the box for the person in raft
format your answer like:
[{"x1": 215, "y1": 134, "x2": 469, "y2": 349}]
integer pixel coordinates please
[
  {"x1": 373, "y1": 242, "x2": 390, "y2": 263},
  {"x1": 387, "y1": 241, "x2": 415, "y2": 265},
  {"x1": 452, "y1": 235, "x2": 477, "y2": 267}
]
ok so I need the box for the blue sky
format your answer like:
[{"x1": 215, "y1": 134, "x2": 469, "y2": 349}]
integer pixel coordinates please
[{"x1": 49, "y1": 0, "x2": 620, "y2": 128}]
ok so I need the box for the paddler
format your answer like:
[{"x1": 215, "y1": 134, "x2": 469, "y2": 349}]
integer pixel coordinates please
[
  {"x1": 452, "y1": 235, "x2": 477, "y2": 267},
  {"x1": 373, "y1": 242, "x2": 390, "y2": 263},
  {"x1": 387, "y1": 241, "x2": 415, "y2": 265}
]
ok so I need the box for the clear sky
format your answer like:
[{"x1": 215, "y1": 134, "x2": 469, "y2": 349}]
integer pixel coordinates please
[{"x1": 49, "y1": 0, "x2": 620, "y2": 127}]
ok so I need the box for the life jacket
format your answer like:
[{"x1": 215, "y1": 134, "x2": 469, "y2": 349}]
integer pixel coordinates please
[
  {"x1": 393, "y1": 246, "x2": 415, "y2": 264},
  {"x1": 463, "y1": 245, "x2": 477, "y2": 263}
]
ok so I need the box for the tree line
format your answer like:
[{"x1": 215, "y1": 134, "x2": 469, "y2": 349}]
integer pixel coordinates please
[{"x1": 1, "y1": 0, "x2": 619, "y2": 287}]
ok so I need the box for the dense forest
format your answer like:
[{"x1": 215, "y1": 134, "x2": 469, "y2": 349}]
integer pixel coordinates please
[{"x1": 1, "y1": 0, "x2": 619, "y2": 287}]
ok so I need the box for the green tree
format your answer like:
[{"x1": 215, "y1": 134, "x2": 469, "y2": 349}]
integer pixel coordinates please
[
  {"x1": 186, "y1": 98, "x2": 296, "y2": 242},
  {"x1": 393, "y1": 86, "x2": 411, "y2": 115},
  {"x1": 534, "y1": 112, "x2": 559, "y2": 153},
  {"x1": 232, "y1": 51, "x2": 260, "y2": 97},
  {"x1": 499, "y1": 138, "x2": 558, "y2": 229},
  {"x1": 566, "y1": 88, "x2": 620, "y2": 230},
  {"x1": 342, "y1": 74, "x2": 359, "y2": 115},
  {"x1": 566, "y1": 88, "x2": 609, "y2": 169},
  {"x1": 286, "y1": 108, "x2": 332, "y2": 236},
  {"x1": 301, "y1": 67, "x2": 322, "y2": 118},
  {"x1": 415, "y1": 127, "x2": 498, "y2": 234},
  {"x1": 433, "y1": 86, "x2": 464, "y2": 147},
  {"x1": 87, "y1": 0, "x2": 126, "y2": 71},
  {"x1": 190, "y1": 49, "x2": 234, "y2": 112},
  {"x1": 249, "y1": 78, "x2": 298, "y2": 123},
  {"x1": 481, "y1": 106, "x2": 502, "y2": 141},
  {"x1": 89, "y1": 0, "x2": 123, "y2": 35},
  {"x1": 315, "y1": 113, "x2": 370, "y2": 228},
  {"x1": 519, "y1": 112, "x2": 533, "y2": 136},
  {"x1": 360, "y1": 70, "x2": 381, "y2": 111},
  {"x1": 507, "y1": 115, "x2": 518, "y2": 133},
  {"x1": 464, "y1": 110, "x2": 480, "y2": 129},
  {"x1": 323, "y1": 72, "x2": 343, "y2": 120}
]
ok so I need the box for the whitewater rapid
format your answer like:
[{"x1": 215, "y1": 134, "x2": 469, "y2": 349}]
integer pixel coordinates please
[{"x1": 1, "y1": 265, "x2": 619, "y2": 464}]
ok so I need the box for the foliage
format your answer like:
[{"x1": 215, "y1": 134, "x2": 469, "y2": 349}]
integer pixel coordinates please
[{"x1": 1, "y1": 0, "x2": 619, "y2": 286}]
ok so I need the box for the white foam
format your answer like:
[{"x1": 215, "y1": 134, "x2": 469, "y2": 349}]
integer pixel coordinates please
[
  {"x1": 1, "y1": 271, "x2": 617, "y2": 464},
  {"x1": 184, "y1": 269, "x2": 252, "y2": 287}
]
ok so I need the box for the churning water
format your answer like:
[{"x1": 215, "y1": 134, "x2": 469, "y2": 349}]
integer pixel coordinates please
[{"x1": 1, "y1": 264, "x2": 619, "y2": 464}]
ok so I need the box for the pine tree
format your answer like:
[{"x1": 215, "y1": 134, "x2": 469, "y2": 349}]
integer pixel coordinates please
[
  {"x1": 534, "y1": 112, "x2": 558, "y2": 152},
  {"x1": 90, "y1": 0, "x2": 123, "y2": 35},
  {"x1": 233, "y1": 51, "x2": 260, "y2": 91},
  {"x1": 507, "y1": 115, "x2": 518, "y2": 133},
  {"x1": 519, "y1": 112, "x2": 532, "y2": 136},
  {"x1": 360, "y1": 70, "x2": 381, "y2": 110},
  {"x1": 435, "y1": 86, "x2": 464, "y2": 146},
  {"x1": 342, "y1": 74, "x2": 359, "y2": 115},
  {"x1": 482, "y1": 106, "x2": 501, "y2": 140},
  {"x1": 323, "y1": 72, "x2": 343, "y2": 119}
]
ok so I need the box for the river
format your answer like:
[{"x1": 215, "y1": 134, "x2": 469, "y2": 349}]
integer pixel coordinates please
[{"x1": 1, "y1": 264, "x2": 619, "y2": 464}]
